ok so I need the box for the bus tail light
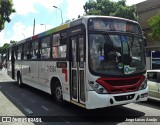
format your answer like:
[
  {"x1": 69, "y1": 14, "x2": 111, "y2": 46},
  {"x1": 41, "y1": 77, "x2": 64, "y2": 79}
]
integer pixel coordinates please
[
  {"x1": 138, "y1": 79, "x2": 147, "y2": 90},
  {"x1": 89, "y1": 81, "x2": 108, "y2": 94}
]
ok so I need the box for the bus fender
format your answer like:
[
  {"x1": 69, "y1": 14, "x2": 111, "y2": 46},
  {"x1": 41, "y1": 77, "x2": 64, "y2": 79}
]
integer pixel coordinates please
[{"x1": 50, "y1": 77, "x2": 61, "y2": 95}]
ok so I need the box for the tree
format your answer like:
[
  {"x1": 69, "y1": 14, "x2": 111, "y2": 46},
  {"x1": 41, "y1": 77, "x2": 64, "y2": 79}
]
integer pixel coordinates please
[
  {"x1": 148, "y1": 14, "x2": 160, "y2": 40},
  {"x1": 0, "y1": 0, "x2": 15, "y2": 31},
  {"x1": 10, "y1": 40, "x2": 16, "y2": 45},
  {"x1": 83, "y1": 0, "x2": 137, "y2": 21},
  {"x1": 0, "y1": 40, "x2": 16, "y2": 53},
  {"x1": 0, "y1": 40, "x2": 16, "y2": 56},
  {"x1": 1, "y1": 43, "x2": 10, "y2": 56},
  {"x1": 0, "y1": 47, "x2": 2, "y2": 55}
]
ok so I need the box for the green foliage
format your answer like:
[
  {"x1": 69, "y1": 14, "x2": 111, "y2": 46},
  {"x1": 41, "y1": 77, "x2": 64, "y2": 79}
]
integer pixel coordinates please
[
  {"x1": 0, "y1": 40, "x2": 16, "y2": 56},
  {"x1": 0, "y1": 0, "x2": 15, "y2": 31},
  {"x1": 0, "y1": 40, "x2": 16, "y2": 52},
  {"x1": 148, "y1": 14, "x2": 160, "y2": 40},
  {"x1": 0, "y1": 47, "x2": 2, "y2": 55},
  {"x1": 10, "y1": 40, "x2": 16, "y2": 44},
  {"x1": 83, "y1": 0, "x2": 137, "y2": 21},
  {"x1": 0, "y1": 43, "x2": 10, "y2": 57}
]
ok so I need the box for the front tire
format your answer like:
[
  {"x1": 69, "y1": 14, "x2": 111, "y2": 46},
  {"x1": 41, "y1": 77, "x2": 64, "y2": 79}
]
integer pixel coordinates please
[{"x1": 53, "y1": 81, "x2": 65, "y2": 105}]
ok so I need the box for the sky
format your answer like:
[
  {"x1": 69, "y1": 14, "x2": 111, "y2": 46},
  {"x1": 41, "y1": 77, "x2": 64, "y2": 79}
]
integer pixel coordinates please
[{"x1": 0, "y1": 0, "x2": 146, "y2": 47}]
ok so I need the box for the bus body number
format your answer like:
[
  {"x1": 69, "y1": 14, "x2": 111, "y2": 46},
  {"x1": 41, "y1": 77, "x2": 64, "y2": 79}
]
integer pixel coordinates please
[{"x1": 47, "y1": 66, "x2": 56, "y2": 72}]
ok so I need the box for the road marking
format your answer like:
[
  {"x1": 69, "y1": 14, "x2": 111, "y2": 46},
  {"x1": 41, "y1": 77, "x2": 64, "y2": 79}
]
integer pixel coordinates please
[
  {"x1": 24, "y1": 108, "x2": 33, "y2": 115},
  {"x1": 41, "y1": 106, "x2": 49, "y2": 111},
  {"x1": 60, "y1": 117, "x2": 70, "y2": 124},
  {"x1": 2, "y1": 91, "x2": 34, "y2": 115}
]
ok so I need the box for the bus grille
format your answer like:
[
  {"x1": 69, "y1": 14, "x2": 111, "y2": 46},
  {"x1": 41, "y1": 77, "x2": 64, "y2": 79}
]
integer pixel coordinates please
[
  {"x1": 104, "y1": 78, "x2": 140, "y2": 86},
  {"x1": 96, "y1": 75, "x2": 145, "y2": 94}
]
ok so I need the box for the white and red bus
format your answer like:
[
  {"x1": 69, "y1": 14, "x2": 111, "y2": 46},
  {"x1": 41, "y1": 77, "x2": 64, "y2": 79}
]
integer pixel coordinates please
[{"x1": 7, "y1": 16, "x2": 148, "y2": 109}]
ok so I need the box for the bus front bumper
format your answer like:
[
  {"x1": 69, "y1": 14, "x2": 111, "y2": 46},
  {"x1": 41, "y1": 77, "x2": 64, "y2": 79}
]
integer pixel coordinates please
[{"x1": 86, "y1": 86, "x2": 148, "y2": 109}]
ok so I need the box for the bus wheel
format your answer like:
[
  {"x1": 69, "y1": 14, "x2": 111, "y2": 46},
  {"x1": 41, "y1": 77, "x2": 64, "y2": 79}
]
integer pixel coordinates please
[
  {"x1": 17, "y1": 74, "x2": 23, "y2": 87},
  {"x1": 53, "y1": 81, "x2": 65, "y2": 105}
]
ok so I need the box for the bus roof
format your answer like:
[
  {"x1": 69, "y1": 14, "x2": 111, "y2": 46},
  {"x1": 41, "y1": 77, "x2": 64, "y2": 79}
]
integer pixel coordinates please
[
  {"x1": 82, "y1": 15, "x2": 138, "y2": 24},
  {"x1": 10, "y1": 15, "x2": 139, "y2": 47}
]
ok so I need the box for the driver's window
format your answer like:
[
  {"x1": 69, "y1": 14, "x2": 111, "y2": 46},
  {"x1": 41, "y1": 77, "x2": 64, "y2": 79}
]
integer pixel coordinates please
[
  {"x1": 132, "y1": 37, "x2": 141, "y2": 57},
  {"x1": 89, "y1": 34, "x2": 105, "y2": 70}
]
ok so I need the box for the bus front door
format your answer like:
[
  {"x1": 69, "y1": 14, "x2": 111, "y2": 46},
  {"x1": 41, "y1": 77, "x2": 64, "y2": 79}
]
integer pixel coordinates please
[
  {"x1": 11, "y1": 50, "x2": 15, "y2": 79},
  {"x1": 71, "y1": 35, "x2": 85, "y2": 104}
]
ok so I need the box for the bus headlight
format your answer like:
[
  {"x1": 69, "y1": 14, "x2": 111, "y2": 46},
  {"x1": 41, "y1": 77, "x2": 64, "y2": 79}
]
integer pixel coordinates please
[
  {"x1": 138, "y1": 79, "x2": 147, "y2": 90},
  {"x1": 89, "y1": 81, "x2": 108, "y2": 94}
]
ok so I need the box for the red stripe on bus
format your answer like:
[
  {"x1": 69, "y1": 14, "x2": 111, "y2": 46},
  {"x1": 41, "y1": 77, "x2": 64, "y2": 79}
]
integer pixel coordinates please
[
  {"x1": 62, "y1": 68, "x2": 68, "y2": 82},
  {"x1": 32, "y1": 35, "x2": 38, "y2": 40}
]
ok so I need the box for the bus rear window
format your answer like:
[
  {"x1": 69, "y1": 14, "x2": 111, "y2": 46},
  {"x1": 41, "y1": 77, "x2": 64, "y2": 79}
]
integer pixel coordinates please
[{"x1": 88, "y1": 18, "x2": 142, "y2": 34}]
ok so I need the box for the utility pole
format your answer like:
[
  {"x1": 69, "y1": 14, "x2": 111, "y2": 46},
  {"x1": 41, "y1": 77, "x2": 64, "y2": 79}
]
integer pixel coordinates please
[
  {"x1": 53, "y1": 6, "x2": 63, "y2": 24},
  {"x1": 33, "y1": 19, "x2": 35, "y2": 35}
]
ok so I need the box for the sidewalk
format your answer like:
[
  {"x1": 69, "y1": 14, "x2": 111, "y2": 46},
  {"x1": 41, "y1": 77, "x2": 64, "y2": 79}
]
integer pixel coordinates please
[
  {"x1": 0, "y1": 68, "x2": 13, "y2": 82},
  {"x1": 0, "y1": 70, "x2": 34, "y2": 125},
  {"x1": 0, "y1": 68, "x2": 7, "y2": 74}
]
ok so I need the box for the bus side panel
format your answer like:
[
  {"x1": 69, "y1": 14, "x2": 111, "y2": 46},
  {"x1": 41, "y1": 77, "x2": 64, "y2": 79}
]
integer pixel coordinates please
[
  {"x1": 20, "y1": 60, "x2": 71, "y2": 102},
  {"x1": 38, "y1": 61, "x2": 54, "y2": 85},
  {"x1": 41, "y1": 61, "x2": 70, "y2": 101},
  {"x1": 21, "y1": 61, "x2": 39, "y2": 85},
  {"x1": 30, "y1": 61, "x2": 71, "y2": 102}
]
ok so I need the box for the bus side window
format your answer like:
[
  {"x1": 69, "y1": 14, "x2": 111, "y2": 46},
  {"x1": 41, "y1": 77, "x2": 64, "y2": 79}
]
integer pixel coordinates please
[
  {"x1": 52, "y1": 33, "x2": 60, "y2": 59},
  {"x1": 52, "y1": 32, "x2": 67, "y2": 59},
  {"x1": 30, "y1": 40, "x2": 39, "y2": 59},
  {"x1": 40, "y1": 36, "x2": 51, "y2": 59},
  {"x1": 24, "y1": 42, "x2": 30, "y2": 60},
  {"x1": 52, "y1": 47, "x2": 59, "y2": 58},
  {"x1": 31, "y1": 50, "x2": 38, "y2": 59},
  {"x1": 59, "y1": 45, "x2": 66, "y2": 58},
  {"x1": 17, "y1": 45, "x2": 22, "y2": 60}
]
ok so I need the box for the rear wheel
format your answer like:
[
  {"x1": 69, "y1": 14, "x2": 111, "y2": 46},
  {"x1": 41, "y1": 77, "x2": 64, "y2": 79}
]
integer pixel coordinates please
[
  {"x1": 17, "y1": 74, "x2": 23, "y2": 87},
  {"x1": 53, "y1": 81, "x2": 65, "y2": 105}
]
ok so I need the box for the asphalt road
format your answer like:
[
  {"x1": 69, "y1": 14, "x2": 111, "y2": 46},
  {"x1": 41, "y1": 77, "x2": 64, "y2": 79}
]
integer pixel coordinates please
[{"x1": 0, "y1": 69, "x2": 160, "y2": 125}]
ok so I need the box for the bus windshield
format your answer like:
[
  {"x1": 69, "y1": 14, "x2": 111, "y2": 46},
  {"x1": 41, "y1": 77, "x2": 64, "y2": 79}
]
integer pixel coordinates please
[{"x1": 88, "y1": 19, "x2": 145, "y2": 76}]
